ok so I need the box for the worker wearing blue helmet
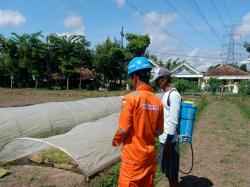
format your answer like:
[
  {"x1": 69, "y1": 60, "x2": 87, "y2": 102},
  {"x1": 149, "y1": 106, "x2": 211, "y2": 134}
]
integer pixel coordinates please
[
  {"x1": 127, "y1": 57, "x2": 153, "y2": 75},
  {"x1": 112, "y1": 57, "x2": 164, "y2": 187}
]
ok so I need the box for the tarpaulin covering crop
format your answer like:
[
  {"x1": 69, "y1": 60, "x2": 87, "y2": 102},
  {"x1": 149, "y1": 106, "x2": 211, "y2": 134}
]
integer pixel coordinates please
[
  {"x1": 0, "y1": 96, "x2": 122, "y2": 146},
  {"x1": 0, "y1": 113, "x2": 122, "y2": 178}
]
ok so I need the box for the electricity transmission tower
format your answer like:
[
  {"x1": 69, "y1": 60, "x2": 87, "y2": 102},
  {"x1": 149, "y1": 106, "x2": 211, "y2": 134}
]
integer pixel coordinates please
[{"x1": 222, "y1": 25, "x2": 242, "y2": 65}]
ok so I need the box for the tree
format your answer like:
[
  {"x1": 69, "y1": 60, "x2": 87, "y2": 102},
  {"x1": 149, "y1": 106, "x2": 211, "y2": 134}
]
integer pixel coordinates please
[
  {"x1": 11, "y1": 32, "x2": 48, "y2": 88},
  {"x1": 165, "y1": 58, "x2": 184, "y2": 70},
  {"x1": 93, "y1": 37, "x2": 127, "y2": 89},
  {"x1": 239, "y1": 64, "x2": 247, "y2": 72},
  {"x1": 126, "y1": 33, "x2": 150, "y2": 57},
  {"x1": 207, "y1": 77, "x2": 223, "y2": 94},
  {"x1": 0, "y1": 36, "x2": 19, "y2": 88},
  {"x1": 243, "y1": 41, "x2": 250, "y2": 54},
  {"x1": 46, "y1": 34, "x2": 91, "y2": 90}
]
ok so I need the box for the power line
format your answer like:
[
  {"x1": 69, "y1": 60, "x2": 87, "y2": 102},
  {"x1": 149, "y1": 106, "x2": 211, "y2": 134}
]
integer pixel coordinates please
[
  {"x1": 164, "y1": 0, "x2": 219, "y2": 46},
  {"x1": 149, "y1": 51, "x2": 241, "y2": 61},
  {"x1": 188, "y1": 0, "x2": 223, "y2": 44},
  {"x1": 222, "y1": 0, "x2": 233, "y2": 24},
  {"x1": 125, "y1": 0, "x2": 194, "y2": 49},
  {"x1": 210, "y1": 0, "x2": 228, "y2": 32}
]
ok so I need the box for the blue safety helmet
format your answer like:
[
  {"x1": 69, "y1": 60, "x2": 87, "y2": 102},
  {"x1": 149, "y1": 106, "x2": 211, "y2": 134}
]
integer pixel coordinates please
[{"x1": 127, "y1": 57, "x2": 152, "y2": 75}]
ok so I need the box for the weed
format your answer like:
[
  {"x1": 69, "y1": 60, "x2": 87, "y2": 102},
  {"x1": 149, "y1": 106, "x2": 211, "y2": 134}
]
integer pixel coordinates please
[
  {"x1": 219, "y1": 111, "x2": 226, "y2": 119},
  {"x1": 221, "y1": 158, "x2": 232, "y2": 164},
  {"x1": 236, "y1": 141, "x2": 249, "y2": 148},
  {"x1": 227, "y1": 150, "x2": 238, "y2": 157},
  {"x1": 29, "y1": 172, "x2": 40, "y2": 181},
  {"x1": 224, "y1": 123, "x2": 234, "y2": 131},
  {"x1": 224, "y1": 171, "x2": 233, "y2": 177}
]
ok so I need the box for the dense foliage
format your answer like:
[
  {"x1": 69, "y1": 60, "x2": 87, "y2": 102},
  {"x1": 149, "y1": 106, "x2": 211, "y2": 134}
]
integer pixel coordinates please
[{"x1": 0, "y1": 32, "x2": 150, "y2": 90}]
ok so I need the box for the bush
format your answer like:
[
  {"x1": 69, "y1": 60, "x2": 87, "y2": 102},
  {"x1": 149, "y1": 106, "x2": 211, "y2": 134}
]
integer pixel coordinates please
[
  {"x1": 238, "y1": 80, "x2": 250, "y2": 95},
  {"x1": 172, "y1": 78, "x2": 191, "y2": 93},
  {"x1": 207, "y1": 77, "x2": 222, "y2": 94}
]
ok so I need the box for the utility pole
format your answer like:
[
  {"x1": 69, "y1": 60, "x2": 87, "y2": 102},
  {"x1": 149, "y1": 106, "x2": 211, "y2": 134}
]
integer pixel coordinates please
[
  {"x1": 120, "y1": 26, "x2": 124, "y2": 48},
  {"x1": 222, "y1": 24, "x2": 242, "y2": 65}
]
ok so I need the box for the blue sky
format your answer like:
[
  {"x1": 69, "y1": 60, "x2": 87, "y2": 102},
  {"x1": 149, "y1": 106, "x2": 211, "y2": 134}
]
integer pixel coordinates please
[{"x1": 1, "y1": 0, "x2": 250, "y2": 71}]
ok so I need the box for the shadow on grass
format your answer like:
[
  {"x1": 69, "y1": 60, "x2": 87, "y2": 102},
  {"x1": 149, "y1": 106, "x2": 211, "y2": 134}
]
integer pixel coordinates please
[{"x1": 179, "y1": 175, "x2": 213, "y2": 187}]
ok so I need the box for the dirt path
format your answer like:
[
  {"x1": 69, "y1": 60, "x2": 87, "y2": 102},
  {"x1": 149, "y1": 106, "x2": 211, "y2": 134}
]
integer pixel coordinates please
[{"x1": 157, "y1": 97, "x2": 250, "y2": 187}]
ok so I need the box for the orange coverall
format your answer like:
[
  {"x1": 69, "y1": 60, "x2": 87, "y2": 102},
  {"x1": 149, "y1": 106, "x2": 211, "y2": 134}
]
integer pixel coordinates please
[{"x1": 112, "y1": 84, "x2": 164, "y2": 187}]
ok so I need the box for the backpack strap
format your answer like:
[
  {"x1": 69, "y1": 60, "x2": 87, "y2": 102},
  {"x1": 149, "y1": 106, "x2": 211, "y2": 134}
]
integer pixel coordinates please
[
  {"x1": 167, "y1": 88, "x2": 177, "y2": 107},
  {"x1": 166, "y1": 88, "x2": 180, "y2": 134}
]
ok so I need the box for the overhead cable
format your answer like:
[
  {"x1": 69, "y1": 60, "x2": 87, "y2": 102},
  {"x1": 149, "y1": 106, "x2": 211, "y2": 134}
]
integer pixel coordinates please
[
  {"x1": 149, "y1": 51, "x2": 241, "y2": 61},
  {"x1": 125, "y1": 0, "x2": 194, "y2": 49},
  {"x1": 188, "y1": 0, "x2": 223, "y2": 44},
  {"x1": 164, "y1": 0, "x2": 219, "y2": 46},
  {"x1": 222, "y1": 0, "x2": 233, "y2": 24}
]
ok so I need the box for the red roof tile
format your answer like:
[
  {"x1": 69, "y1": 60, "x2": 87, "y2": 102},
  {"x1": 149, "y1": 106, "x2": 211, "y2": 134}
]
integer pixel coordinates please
[{"x1": 206, "y1": 64, "x2": 249, "y2": 76}]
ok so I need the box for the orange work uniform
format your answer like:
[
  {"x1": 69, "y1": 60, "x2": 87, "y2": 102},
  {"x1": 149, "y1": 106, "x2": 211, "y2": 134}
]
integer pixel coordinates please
[{"x1": 112, "y1": 84, "x2": 164, "y2": 187}]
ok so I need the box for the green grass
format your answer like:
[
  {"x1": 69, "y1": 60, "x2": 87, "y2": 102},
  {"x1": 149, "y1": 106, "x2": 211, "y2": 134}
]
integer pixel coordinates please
[
  {"x1": 29, "y1": 172, "x2": 40, "y2": 181},
  {"x1": 90, "y1": 164, "x2": 120, "y2": 187},
  {"x1": 229, "y1": 97, "x2": 250, "y2": 120},
  {"x1": 38, "y1": 148, "x2": 72, "y2": 164},
  {"x1": 227, "y1": 150, "x2": 239, "y2": 157}
]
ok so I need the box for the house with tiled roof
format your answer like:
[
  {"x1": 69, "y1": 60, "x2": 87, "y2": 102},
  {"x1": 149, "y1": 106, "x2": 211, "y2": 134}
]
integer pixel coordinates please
[{"x1": 203, "y1": 64, "x2": 250, "y2": 93}]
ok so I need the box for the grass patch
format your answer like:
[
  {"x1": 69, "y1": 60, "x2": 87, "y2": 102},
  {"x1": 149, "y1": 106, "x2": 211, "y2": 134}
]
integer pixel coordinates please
[
  {"x1": 29, "y1": 172, "x2": 40, "y2": 181},
  {"x1": 195, "y1": 98, "x2": 208, "y2": 122},
  {"x1": 230, "y1": 97, "x2": 250, "y2": 120},
  {"x1": 38, "y1": 148, "x2": 72, "y2": 164},
  {"x1": 224, "y1": 171, "x2": 233, "y2": 177},
  {"x1": 244, "y1": 130, "x2": 250, "y2": 138},
  {"x1": 236, "y1": 142, "x2": 249, "y2": 147},
  {"x1": 90, "y1": 164, "x2": 120, "y2": 187},
  {"x1": 221, "y1": 158, "x2": 233, "y2": 165},
  {"x1": 227, "y1": 150, "x2": 239, "y2": 157},
  {"x1": 224, "y1": 123, "x2": 234, "y2": 131}
]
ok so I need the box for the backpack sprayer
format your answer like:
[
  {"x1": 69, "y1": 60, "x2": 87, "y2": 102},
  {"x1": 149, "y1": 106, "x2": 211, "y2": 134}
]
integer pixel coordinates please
[
  {"x1": 167, "y1": 89, "x2": 197, "y2": 174},
  {"x1": 178, "y1": 101, "x2": 196, "y2": 174}
]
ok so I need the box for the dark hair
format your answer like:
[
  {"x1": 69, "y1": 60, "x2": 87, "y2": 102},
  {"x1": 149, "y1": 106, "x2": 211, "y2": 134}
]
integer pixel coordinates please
[
  {"x1": 162, "y1": 75, "x2": 172, "y2": 84},
  {"x1": 130, "y1": 68, "x2": 151, "y2": 83}
]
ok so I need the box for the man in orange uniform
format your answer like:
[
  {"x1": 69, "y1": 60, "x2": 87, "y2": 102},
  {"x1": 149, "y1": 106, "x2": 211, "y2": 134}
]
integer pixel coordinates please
[{"x1": 112, "y1": 57, "x2": 164, "y2": 187}]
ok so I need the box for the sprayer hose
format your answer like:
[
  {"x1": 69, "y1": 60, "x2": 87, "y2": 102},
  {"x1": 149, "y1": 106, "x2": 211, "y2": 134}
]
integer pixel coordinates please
[{"x1": 179, "y1": 142, "x2": 194, "y2": 174}]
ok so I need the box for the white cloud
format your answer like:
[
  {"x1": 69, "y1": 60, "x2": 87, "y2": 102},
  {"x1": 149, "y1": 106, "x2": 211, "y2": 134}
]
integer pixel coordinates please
[
  {"x1": 62, "y1": 12, "x2": 85, "y2": 35},
  {"x1": 0, "y1": 9, "x2": 26, "y2": 27},
  {"x1": 142, "y1": 11, "x2": 179, "y2": 61},
  {"x1": 143, "y1": 11, "x2": 178, "y2": 29},
  {"x1": 64, "y1": 14, "x2": 82, "y2": 28},
  {"x1": 115, "y1": 0, "x2": 126, "y2": 8},
  {"x1": 237, "y1": 12, "x2": 250, "y2": 37},
  {"x1": 185, "y1": 48, "x2": 224, "y2": 71}
]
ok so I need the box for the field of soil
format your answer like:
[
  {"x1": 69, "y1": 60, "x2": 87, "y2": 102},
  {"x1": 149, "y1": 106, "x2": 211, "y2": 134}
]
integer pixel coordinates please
[
  {"x1": 0, "y1": 88, "x2": 128, "y2": 107},
  {"x1": 0, "y1": 89, "x2": 249, "y2": 187},
  {"x1": 157, "y1": 96, "x2": 250, "y2": 187}
]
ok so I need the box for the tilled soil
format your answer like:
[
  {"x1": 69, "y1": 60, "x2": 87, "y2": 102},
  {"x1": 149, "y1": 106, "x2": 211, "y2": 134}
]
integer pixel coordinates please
[
  {"x1": 0, "y1": 165, "x2": 86, "y2": 187},
  {"x1": 157, "y1": 97, "x2": 250, "y2": 187}
]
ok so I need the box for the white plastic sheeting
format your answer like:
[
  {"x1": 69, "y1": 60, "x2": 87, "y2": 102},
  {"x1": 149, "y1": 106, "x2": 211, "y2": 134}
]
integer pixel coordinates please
[
  {"x1": 0, "y1": 113, "x2": 122, "y2": 178},
  {"x1": 0, "y1": 93, "x2": 164, "y2": 178},
  {"x1": 0, "y1": 96, "x2": 122, "y2": 146}
]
